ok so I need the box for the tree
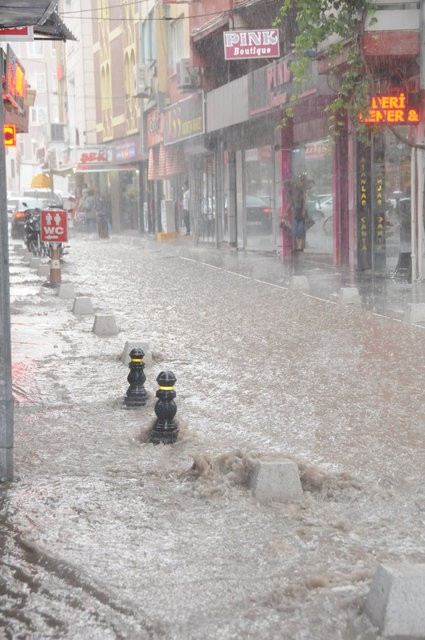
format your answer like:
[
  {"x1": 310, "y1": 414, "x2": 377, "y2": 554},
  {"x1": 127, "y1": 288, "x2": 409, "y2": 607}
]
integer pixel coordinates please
[{"x1": 276, "y1": 0, "x2": 414, "y2": 143}]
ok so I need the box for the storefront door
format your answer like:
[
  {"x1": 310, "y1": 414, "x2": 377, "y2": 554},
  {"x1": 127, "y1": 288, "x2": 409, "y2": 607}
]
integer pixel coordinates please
[{"x1": 357, "y1": 130, "x2": 411, "y2": 276}]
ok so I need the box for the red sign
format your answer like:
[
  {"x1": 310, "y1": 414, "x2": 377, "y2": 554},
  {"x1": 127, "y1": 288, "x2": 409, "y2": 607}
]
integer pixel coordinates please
[
  {"x1": 359, "y1": 93, "x2": 420, "y2": 124},
  {"x1": 40, "y1": 210, "x2": 68, "y2": 243},
  {"x1": 224, "y1": 29, "x2": 280, "y2": 60},
  {"x1": 4, "y1": 124, "x2": 16, "y2": 146},
  {"x1": 0, "y1": 26, "x2": 34, "y2": 41}
]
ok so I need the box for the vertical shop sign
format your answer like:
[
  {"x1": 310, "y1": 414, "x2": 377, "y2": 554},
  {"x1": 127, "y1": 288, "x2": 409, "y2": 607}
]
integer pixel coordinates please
[
  {"x1": 357, "y1": 146, "x2": 371, "y2": 270},
  {"x1": 373, "y1": 136, "x2": 386, "y2": 272}
]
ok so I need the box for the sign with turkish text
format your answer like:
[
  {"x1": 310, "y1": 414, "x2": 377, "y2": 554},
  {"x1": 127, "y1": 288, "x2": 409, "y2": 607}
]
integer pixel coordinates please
[
  {"x1": 40, "y1": 210, "x2": 68, "y2": 243},
  {"x1": 224, "y1": 29, "x2": 280, "y2": 60},
  {"x1": 359, "y1": 93, "x2": 420, "y2": 124},
  {"x1": 76, "y1": 147, "x2": 111, "y2": 171},
  {"x1": 0, "y1": 26, "x2": 34, "y2": 41},
  {"x1": 164, "y1": 92, "x2": 204, "y2": 145}
]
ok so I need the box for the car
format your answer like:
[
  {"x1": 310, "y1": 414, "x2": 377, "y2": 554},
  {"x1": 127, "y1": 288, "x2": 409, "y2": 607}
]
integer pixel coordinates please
[
  {"x1": 246, "y1": 194, "x2": 273, "y2": 231},
  {"x1": 11, "y1": 196, "x2": 62, "y2": 239},
  {"x1": 7, "y1": 196, "x2": 20, "y2": 221}
]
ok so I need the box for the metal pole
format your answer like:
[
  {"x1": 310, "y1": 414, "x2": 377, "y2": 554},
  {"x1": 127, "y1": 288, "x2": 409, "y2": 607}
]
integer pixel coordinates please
[{"x1": 0, "y1": 48, "x2": 14, "y2": 482}]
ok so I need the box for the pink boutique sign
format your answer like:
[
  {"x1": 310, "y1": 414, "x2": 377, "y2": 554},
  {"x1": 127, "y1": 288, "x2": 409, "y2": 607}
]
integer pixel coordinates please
[{"x1": 223, "y1": 29, "x2": 280, "y2": 60}]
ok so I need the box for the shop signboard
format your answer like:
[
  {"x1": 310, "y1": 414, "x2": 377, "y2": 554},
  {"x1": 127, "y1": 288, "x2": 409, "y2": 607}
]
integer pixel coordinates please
[
  {"x1": 75, "y1": 147, "x2": 112, "y2": 171},
  {"x1": 146, "y1": 110, "x2": 163, "y2": 148},
  {"x1": 4, "y1": 45, "x2": 26, "y2": 114},
  {"x1": 357, "y1": 145, "x2": 372, "y2": 270},
  {"x1": 224, "y1": 29, "x2": 280, "y2": 60},
  {"x1": 359, "y1": 93, "x2": 420, "y2": 124},
  {"x1": 248, "y1": 56, "x2": 293, "y2": 116},
  {"x1": 0, "y1": 26, "x2": 33, "y2": 41},
  {"x1": 163, "y1": 92, "x2": 204, "y2": 145}
]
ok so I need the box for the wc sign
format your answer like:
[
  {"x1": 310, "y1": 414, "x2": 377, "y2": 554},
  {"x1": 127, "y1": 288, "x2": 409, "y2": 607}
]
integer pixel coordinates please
[{"x1": 40, "y1": 210, "x2": 68, "y2": 243}]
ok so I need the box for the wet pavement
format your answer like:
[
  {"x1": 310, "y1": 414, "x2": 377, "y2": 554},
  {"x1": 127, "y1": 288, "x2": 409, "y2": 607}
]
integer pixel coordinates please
[{"x1": 2, "y1": 231, "x2": 425, "y2": 639}]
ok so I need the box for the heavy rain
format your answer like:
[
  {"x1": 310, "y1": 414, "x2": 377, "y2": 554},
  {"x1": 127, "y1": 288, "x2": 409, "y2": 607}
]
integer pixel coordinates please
[{"x1": 1, "y1": 1, "x2": 425, "y2": 639}]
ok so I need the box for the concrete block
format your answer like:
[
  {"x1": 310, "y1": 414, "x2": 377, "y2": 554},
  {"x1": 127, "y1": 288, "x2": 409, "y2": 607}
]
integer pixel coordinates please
[
  {"x1": 339, "y1": 286, "x2": 360, "y2": 304},
  {"x1": 57, "y1": 283, "x2": 75, "y2": 299},
  {"x1": 365, "y1": 563, "x2": 425, "y2": 638},
  {"x1": 37, "y1": 264, "x2": 50, "y2": 278},
  {"x1": 250, "y1": 459, "x2": 303, "y2": 504},
  {"x1": 93, "y1": 313, "x2": 119, "y2": 336},
  {"x1": 405, "y1": 303, "x2": 425, "y2": 324},
  {"x1": 72, "y1": 296, "x2": 93, "y2": 315},
  {"x1": 291, "y1": 275, "x2": 310, "y2": 292},
  {"x1": 29, "y1": 256, "x2": 41, "y2": 269},
  {"x1": 121, "y1": 341, "x2": 151, "y2": 365}
]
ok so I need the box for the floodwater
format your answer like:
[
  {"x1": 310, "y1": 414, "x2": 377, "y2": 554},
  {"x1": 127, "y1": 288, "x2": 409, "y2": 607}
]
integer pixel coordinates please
[{"x1": 2, "y1": 232, "x2": 425, "y2": 639}]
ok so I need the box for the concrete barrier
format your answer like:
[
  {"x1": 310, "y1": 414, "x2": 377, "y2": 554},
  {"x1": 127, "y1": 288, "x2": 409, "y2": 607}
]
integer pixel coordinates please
[
  {"x1": 37, "y1": 264, "x2": 50, "y2": 278},
  {"x1": 121, "y1": 340, "x2": 151, "y2": 365},
  {"x1": 58, "y1": 283, "x2": 75, "y2": 299},
  {"x1": 72, "y1": 296, "x2": 93, "y2": 315},
  {"x1": 291, "y1": 275, "x2": 310, "y2": 292},
  {"x1": 250, "y1": 459, "x2": 303, "y2": 504},
  {"x1": 338, "y1": 286, "x2": 360, "y2": 304},
  {"x1": 93, "y1": 314, "x2": 119, "y2": 336},
  {"x1": 404, "y1": 302, "x2": 425, "y2": 324},
  {"x1": 29, "y1": 256, "x2": 41, "y2": 269},
  {"x1": 365, "y1": 563, "x2": 425, "y2": 637}
]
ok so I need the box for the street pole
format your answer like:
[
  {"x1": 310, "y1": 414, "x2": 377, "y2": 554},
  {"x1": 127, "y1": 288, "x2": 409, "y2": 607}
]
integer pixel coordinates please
[
  {"x1": 0, "y1": 48, "x2": 14, "y2": 482},
  {"x1": 417, "y1": 0, "x2": 425, "y2": 280}
]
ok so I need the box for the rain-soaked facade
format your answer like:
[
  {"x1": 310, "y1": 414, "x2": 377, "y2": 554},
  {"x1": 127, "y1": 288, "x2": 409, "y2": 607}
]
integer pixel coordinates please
[{"x1": 81, "y1": 0, "x2": 425, "y2": 282}]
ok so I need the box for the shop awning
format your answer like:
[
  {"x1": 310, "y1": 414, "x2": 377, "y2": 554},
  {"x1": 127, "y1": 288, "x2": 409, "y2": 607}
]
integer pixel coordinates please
[
  {"x1": 192, "y1": 12, "x2": 229, "y2": 43},
  {"x1": 0, "y1": 2, "x2": 75, "y2": 41},
  {"x1": 148, "y1": 144, "x2": 185, "y2": 181}
]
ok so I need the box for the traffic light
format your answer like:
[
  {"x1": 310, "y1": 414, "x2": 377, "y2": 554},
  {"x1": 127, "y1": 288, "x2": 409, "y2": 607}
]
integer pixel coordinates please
[{"x1": 4, "y1": 124, "x2": 16, "y2": 146}]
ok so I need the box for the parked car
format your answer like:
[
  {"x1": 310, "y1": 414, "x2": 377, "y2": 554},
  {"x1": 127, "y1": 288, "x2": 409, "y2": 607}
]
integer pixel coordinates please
[
  {"x1": 11, "y1": 196, "x2": 62, "y2": 239},
  {"x1": 246, "y1": 194, "x2": 273, "y2": 231}
]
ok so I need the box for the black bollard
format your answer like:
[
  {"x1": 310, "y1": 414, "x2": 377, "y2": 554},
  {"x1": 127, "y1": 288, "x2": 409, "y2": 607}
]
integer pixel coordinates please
[
  {"x1": 149, "y1": 370, "x2": 178, "y2": 444},
  {"x1": 123, "y1": 347, "x2": 147, "y2": 408}
]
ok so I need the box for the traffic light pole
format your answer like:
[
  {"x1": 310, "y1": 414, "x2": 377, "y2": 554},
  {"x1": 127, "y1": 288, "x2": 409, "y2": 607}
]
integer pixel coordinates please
[{"x1": 0, "y1": 48, "x2": 14, "y2": 482}]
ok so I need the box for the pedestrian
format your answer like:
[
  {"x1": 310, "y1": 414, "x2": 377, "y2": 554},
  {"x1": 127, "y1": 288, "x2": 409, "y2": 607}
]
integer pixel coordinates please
[
  {"x1": 182, "y1": 183, "x2": 190, "y2": 235},
  {"x1": 95, "y1": 195, "x2": 110, "y2": 239}
]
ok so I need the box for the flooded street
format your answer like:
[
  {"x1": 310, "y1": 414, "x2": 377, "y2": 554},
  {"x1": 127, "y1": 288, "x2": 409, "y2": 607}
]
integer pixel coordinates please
[{"x1": 2, "y1": 233, "x2": 425, "y2": 639}]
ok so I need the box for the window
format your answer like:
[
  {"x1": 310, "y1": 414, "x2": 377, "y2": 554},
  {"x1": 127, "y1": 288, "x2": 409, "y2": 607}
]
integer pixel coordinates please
[
  {"x1": 26, "y1": 41, "x2": 44, "y2": 58},
  {"x1": 33, "y1": 72, "x2": 46, "y2": 92},
  {"x1": 141, "y1": 9, "x2": 157, "y2": 64},
  {"x1": 170, "y1": 17, "x2": 184, "y2": 72},
  {"x1": 30, "y1": 106, "x2": 48, "y2": 125}
]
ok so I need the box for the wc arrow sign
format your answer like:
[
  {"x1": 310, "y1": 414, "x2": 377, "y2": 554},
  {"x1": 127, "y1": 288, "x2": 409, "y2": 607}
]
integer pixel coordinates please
[{"x1": 40, "y1": 210, "x2": 68, "y2": 243}]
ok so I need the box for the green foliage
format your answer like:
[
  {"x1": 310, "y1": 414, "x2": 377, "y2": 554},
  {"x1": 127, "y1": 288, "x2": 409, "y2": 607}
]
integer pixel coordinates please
[{"x1": 277, "y1": 0, "x2": 376, "y2": 140}]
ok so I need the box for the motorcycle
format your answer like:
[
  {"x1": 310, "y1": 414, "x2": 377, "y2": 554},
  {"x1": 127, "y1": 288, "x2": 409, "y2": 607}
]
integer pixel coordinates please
[{"x1": 24, "y1": 208, "x2": 46, "y2": 256}]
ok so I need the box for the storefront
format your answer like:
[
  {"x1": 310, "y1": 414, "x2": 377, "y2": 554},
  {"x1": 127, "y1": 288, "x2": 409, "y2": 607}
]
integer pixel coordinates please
[
  {"x1": 356, "y1": 93, "x2": 419, "y2": 278},
  {"x1": 74, "y1": 139, "x2": 143, "y2": 233}
]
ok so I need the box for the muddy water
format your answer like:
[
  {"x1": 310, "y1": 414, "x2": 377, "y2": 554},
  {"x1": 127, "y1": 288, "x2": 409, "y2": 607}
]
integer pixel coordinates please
[{"x1": 2, "y1": 234, "x2": 425, "y2": 638}]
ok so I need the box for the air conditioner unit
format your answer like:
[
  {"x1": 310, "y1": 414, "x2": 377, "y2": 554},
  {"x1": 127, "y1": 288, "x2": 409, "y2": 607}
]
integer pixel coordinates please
[
  {"x1": 176, "y1": 58, "x2": 195, "y2": 90},
  {"x1": 135, "y1": 64, "x2": 152, "y2": 97}
]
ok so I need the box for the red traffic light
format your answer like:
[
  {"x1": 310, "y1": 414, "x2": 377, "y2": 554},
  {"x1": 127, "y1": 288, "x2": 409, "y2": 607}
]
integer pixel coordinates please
[{"x1": 4, "y1": 124, "x2": 16, "y2": 146}]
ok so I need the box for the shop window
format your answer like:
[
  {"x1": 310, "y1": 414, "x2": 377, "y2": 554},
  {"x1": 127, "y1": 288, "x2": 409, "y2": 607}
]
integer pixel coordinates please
[
  {"x1": 245, "y1": 145, "x2": 274, "y2": 250},
  {"x1": 291, "y1": 138, "x2": 333, "y2": 255}
]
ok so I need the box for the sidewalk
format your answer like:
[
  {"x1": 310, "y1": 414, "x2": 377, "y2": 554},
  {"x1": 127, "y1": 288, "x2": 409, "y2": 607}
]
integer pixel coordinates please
[{"x1": 111, "y1": 231, "x2": 425, "y2": 325}]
